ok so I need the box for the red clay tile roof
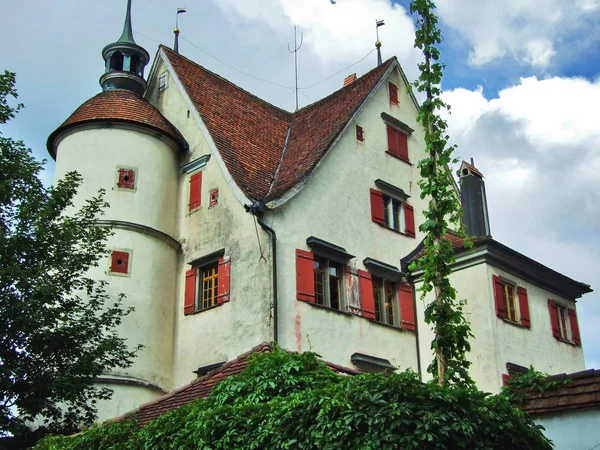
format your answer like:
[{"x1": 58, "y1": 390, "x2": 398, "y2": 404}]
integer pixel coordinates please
[
  {"x1": 407, "y1": 231, "x2": 491, "y2": 263},
  {"x1": 519, "y1": 369, "x2": 600, "y2": 415},
  {"x1": 111, "y1": 342, "x2": 359, "y2": 426},
  {"x1": 462, "y1": 161, "x2": 483, "y2": 178},
  {"x1": 47, "y1": 89, "x2": 185, "y2": 158},
  {"x1": 162, "y1": 46, "x2": 396, "y2": 202}
]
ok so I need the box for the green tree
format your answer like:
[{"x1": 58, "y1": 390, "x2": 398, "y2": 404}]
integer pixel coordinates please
[
  {"x1": 409, "y1": 0, "x2": 473, "y2": 385},
  {"x1": 0, "y1": 71, "x2": 139, "y2": 444}
]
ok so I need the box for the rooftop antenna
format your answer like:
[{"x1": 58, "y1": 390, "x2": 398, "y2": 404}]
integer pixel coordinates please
[
  {"x1": 174, "y1": 7, "x2": 187, "y2": 53},
  {"x1": 288, "y1": 26, "x2": 303, "y2": 111},
  {"x1": 375, "y1": 19, "x2": 385, "y2": 66}
]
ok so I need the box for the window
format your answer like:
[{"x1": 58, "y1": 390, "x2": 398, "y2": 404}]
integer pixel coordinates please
[
  {"x1": 296, "y1": 249, "x2": 349, "y2": 312},
  {"x1": 116, "y1": 167, "x2": 136, "y2": 190},
  {"x1": 373, "y1": 277, "x2": 396, "y2": 326},
  {"x1": 388, "y1": 81, "x2": 399, "y2": 105},
  {"x1": 314, "y1": 257, "x2": 343, "y2": 310},
  {"x1": 358, "y1": 268, "x2": 415, "y2": 330},
  {"x1": 189, "y1": 171, "x2": 202, "y2": 212},
  {"x1": 386, "y1": 125, "x2": 409, "y2": 162},
  {"x1": 209, "y1": 188, "x2": 219, "y2": 207},
  {"x1": 355, "y1": 125, "x2": 365, "y2": 142},
  {"x1": 184, "y1": 256, "x2": 231, "y2": 315},
  {"x1": 109, "y1": 250, "x2": 130, "y2": 276},
  {"x1": 370, "y1": 188, "x2": 416, "y2": 238},
  {"x1": 159, "y1": 73, "x2": 168, "y2": 91},
  {"x1": 548, "y1": 299, "x2": 581, "y2": 345},
  {"x1": 492, "y1": 275, "x2": 531, "y2": 327}
]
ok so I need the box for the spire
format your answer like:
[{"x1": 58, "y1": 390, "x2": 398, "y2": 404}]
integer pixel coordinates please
[
  {"x1": 100, "y1": 0, "x2": 150, "y2": 96},
  {"x1": 117, "y1": 0, "x2": 136, "y2": 45},
  {"x1": 375, "y1": 19, "x2": 385, "y2": 66},
  {"x1": 174, "y1": 8, "x2": 186, "y2": 54}
]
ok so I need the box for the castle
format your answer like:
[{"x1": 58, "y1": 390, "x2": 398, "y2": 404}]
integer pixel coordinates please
[{"x1": 47, "y1": 1, "x2": 591, "y2": 422}]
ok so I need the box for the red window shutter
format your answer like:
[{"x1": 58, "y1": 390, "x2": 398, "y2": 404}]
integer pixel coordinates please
[
  {"x1": 388, "y1": 82, "x2": 399, "y2": 105},
  {"x1": 492, "y1": 275, "x2": 505, "y2": 318},
  {"x1": 209, "y1": 188, "x2": 219, "y2": 207},
  {"x1": 217, "y1": 257, "x2": 231, "y2": 304},
  {"x1": 548, "y1": 299, "x2": 561, "y2": 339},
  {"x1": 502, "y1": 374, "x2": 511, "y2": 386},
  {"x1": 370, "y1": 188, "x2": 385, "y2": 225},
  {"x1": 296, "y1": 249, "x2": 315, "y2": 303},
  {"x1": 397, "y1": 132, "x2": 408, "y2": 161},
  {"x1": 517, "y1": 286, "x2": 531, "y2": 328},
  {"x1": 189, "y1": 172, "x2": 202, "y2": 211},
  {"x1": 117, "y1": 168, "x2": 135, "y2": 189},
  {"x1": 356, "y1": 125, "x2": 364, "y2": 142},
  {"x1": 184, "y1": 269, "x2": 197, "y2": 315},
  {"x1": 403, "y1": 203, "x2": 416, "y2": 238},
  {"x1": 387, "y1": 125, "x2": 399, "y2": 156},
  {"x1": 568, "y1": 308, "x2": 581, "y2": 345},
  {"x1": 398, "y1": 283, "x2": 415, "y2": 330},
  {"x1": 358, "y1": 270, "x2": 375, "y2": 320},
  {"x1": 110, "y1": 251, "x2": 129, "y2": 274}
]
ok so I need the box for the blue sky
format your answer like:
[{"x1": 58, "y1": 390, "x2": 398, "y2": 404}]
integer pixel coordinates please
[{"x1": 1, "y1": 0, "x2": 599, "y2": 373}]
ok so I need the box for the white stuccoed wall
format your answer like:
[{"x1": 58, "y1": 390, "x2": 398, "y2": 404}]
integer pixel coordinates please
[
  {"x1": 534, "y1": 409, "x2": 600, "y2": 450},
  {"x1": 53, "y1": 127, "x2": 179, "y2": 420},
  {"x1": 147, "y1": 57, "x2": 273, "y2": 388},
  {"x1": 268, "y1": 67, "x2": 426, "y2": 371},
  {"x1": 415, "y1": 260, "x2": 585, "y2": 393}
]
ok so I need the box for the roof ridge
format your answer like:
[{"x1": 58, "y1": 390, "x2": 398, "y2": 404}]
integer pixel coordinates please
[
  {"x1": 292, "y1": 56, "x2": 397, "y2": 115},
  {"x1": 161, "y1": 45, "x2": 292, "y2": 118}
]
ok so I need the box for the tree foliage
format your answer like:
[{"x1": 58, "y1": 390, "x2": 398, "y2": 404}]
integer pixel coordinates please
[
  {"x1": 35, "y1": 348, "x2": 553, "y2": 450},
  {"x1": 409, "y1": 0, "x2": 473, "y2": 385},
  {"x1": 0, "y1": 71, "x2": 139, "y2": 442}
]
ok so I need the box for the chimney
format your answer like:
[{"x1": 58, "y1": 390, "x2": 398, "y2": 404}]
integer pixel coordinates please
[
  {"x1": 458, "y1": 159, "x2": 491, "y2": 237},
  {"x1": 343, "y1": 73, "x2": 356, "y2": 87}
]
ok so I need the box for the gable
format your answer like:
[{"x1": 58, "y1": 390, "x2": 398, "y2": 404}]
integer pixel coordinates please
[{"x1": 157, "y1": 46, "x2": 399, "y2": 206}]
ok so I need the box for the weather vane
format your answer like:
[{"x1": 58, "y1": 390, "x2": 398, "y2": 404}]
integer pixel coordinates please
[
  {"x1": 375, "y1": 19, "x2": 385, "y2": 66},
  {"x1": 174, "y1": 7, "x2": 187, "y2": 53},
  {"x1": 288, "y1": 26, "x2": 304, "y2": 111}
]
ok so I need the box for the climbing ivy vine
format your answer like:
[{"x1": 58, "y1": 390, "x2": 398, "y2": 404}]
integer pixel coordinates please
[{"x1": 409, "y1": 0, "x2": 473, "y2": 385}]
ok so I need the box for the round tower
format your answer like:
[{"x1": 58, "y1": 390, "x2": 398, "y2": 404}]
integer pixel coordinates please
[{"x1": 47, "y1": 0, "x2": 185, "y2": 422}]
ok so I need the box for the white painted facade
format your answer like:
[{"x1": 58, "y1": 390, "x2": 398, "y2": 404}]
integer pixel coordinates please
[
  {"x1": 534, "y1": 409, "x2": 600, "y2": 450},
  {"x1": 49, "y1": 42, "x2": 589, "y2": 423},
  {"x1": 415, "y1": 256, "x2": 585, "y2": 394}
]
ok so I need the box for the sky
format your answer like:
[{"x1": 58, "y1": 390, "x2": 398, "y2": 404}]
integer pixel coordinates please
[{"x1": 1, "y1": 0, "x2": 599, "y2": 370}]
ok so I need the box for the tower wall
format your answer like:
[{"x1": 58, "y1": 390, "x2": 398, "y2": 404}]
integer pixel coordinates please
[{"x1": 53, "y1": 126, "x2": 179, "y2": 420}]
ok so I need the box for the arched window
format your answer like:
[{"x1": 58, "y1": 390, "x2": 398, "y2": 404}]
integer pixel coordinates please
[
  {"x1": 131, "y1": 54, "x2": 141, "y2": 75},
  {"x1": 109, "y1": 51, "x2": 124, "y2": 71}
]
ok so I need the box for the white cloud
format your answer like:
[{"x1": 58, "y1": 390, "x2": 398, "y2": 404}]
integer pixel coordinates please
[
  {"x1": 215, "y1": 0, "x2": 421, "y2": 75},
  {"x1": 436, "y1": 0, "x2": 599, "y2": 67},
  {"x1": 442, "y1": 76, "x2": 600, "y2": 368}
]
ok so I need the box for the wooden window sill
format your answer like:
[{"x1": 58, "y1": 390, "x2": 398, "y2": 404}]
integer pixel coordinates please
[
  {"x1": 386, "y1": 151, "x2": 411, "y2": 165},
  {"x1": 184, "y1": 302, "x2": 224, "y2": 316},
  {"x1": 498, "y1": 317, "x2": 530, "y2": 329},
  {"x1": 376, "y1": 222, "x2": 415, "y2": 239}
]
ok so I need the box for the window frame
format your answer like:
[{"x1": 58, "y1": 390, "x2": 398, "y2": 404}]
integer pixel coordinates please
[
  {"x1": 184, "y1": 252, "x2": 231, "y2": 316},
  {"x1": 158, "y1": 72, "x2": 168, "y2": 91},
  {"x1": 555, "y1": 303, "x2": 570, "y2": 341},
  {"x1": 313, "y1": 256, "x2": 345, "y2": 311},
  {"x1": 383, "y1": 194, "x2": 405, "y2": 234},
  {"x1": 499, "y1": 278, "x2": 519, "y2": 323},
  {"x1": 372, "y1": 276, "x2": 398, "y2": 327},
  {"x1": 198, "y1": 262, "x2": 219, "y2": 311},
  {"x1": 388, "y1": 80, "x2": 399, "y2": 105},
  {"x1": 355, "y1": 124, "x2": 365, "y2": 143}
]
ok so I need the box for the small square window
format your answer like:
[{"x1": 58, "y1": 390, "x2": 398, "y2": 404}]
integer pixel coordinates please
[
  {"x1": 116, "y1": 168, "x2": 136, "y2": 190},
  {"x1": 356, "y1": 125, "x2": 365, "y2": 142},
  {"x1": 314, "y1": 257, "x2": 344, "y2": 311},
  {"x1": 110, "y1": 250, "x2": 130, "y2": 275},
  {"x1": 209, "y1": 188, "x2": 219, "y2": 207},
  {"x1": 159, "y1": 73, "x2": 168, "y2": 91}
]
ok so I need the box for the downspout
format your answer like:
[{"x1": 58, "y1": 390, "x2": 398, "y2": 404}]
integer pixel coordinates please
[
  {"x1": 409, "y1": 274, "x2": 423, "y2": 381},
  {"x1": 245, "y1": 201, "x2": 278, "y2": 344}
]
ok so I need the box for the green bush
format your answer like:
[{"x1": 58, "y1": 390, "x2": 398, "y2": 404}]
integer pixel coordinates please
[{"x1": 34, "y1": 348, "x2": 552, "y2": 450}]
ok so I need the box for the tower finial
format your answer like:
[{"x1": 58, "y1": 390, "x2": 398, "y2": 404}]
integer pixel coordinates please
[
  {"x1": 118, "y1": 0, "x2": 136, "y2": 45},
  {"x1": 174, "y1": 7, "x2": 186, "y2": 53},
  {"x1": 100, "y1": 0, "x2": 150, "y2": 95},
  {"x1": 375, "y1": 19, "x2": 385, "y2": 66}
]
